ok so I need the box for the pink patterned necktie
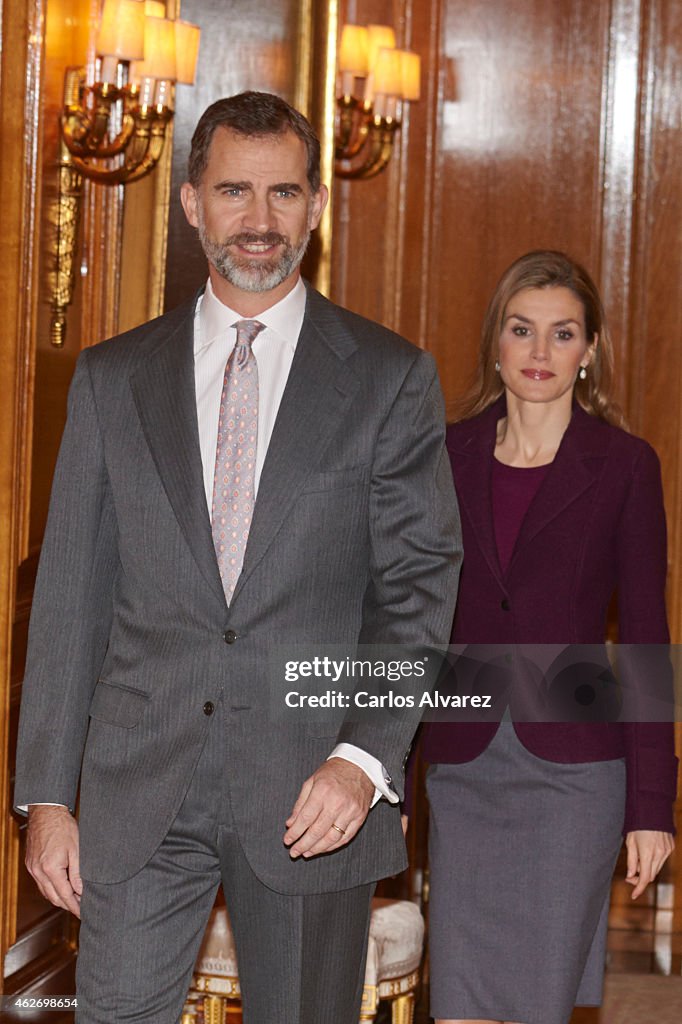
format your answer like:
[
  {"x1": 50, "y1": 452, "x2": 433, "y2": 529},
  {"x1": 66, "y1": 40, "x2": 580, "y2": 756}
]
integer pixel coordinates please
[{"x1": 211, "y1": 319, "x2": 264, "y2": 602}]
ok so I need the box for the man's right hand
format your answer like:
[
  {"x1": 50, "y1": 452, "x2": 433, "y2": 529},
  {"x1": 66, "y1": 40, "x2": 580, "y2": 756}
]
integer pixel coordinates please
[{"x1": 26, "y1": 805, "x2": 82, "y2": 918}]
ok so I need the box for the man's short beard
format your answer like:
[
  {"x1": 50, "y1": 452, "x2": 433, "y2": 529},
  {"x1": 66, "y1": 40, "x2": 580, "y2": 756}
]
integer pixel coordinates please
[{"x1": 196, "y1": 211, "x2": 311, "y2": 294}]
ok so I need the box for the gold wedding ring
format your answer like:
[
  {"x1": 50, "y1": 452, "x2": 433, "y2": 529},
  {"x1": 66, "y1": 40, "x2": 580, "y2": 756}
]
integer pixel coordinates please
[{"x1": 331, "y1": 823, "x2": 346, "y2": 836}]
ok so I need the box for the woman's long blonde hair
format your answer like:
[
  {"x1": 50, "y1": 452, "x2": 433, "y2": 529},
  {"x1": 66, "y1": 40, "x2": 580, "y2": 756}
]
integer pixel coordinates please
[{"x1": 452, "y1": 250, "x2": 625, "y2": 428}]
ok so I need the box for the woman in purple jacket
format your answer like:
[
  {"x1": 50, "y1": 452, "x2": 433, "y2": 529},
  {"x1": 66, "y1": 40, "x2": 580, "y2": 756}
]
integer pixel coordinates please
[{"x1": 421, "y1": 251, "x2": 677, "y2": 1024}]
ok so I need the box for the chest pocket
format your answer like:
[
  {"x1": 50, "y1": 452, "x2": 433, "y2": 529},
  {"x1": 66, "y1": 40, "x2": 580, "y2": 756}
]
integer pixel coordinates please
[{"x1": 301, "y1": 465, "x2": 370, "y2": 494}]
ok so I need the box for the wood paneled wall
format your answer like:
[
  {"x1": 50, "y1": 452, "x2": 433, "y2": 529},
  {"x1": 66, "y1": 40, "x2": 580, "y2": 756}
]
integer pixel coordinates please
[
  {"x1": 629, "y1": 0, "x2": 682, "y2": 638},
  {"x1": 334, "y1": 0, "x2": 682, "y2": 642}
]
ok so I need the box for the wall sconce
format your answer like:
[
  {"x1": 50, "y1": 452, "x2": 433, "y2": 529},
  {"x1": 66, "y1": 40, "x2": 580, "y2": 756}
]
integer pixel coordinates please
[
  {"x1": 335, "y1": 23, "x2": 420, "y2": 180},
  {"x1": 51, "y1": 0, "x2": 200, "y2": 346}
]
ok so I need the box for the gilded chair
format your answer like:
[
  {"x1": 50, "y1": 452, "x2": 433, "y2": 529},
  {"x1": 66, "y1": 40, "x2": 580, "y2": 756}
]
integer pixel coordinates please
[{"x1": 182, "y1": 896, "x2": 424, "y2": 1024}]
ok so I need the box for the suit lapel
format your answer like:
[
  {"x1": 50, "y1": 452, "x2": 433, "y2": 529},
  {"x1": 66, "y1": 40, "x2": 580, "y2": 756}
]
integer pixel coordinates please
[
  {"x1": 129, "y1": 299, "x2": 227, "y2": 608},
  {"x1": 230, "y1": 291, "x2": 360, "y2": 604},
  {"x1": 129, "y1": 286, "x2": 361, "y2": 611}
]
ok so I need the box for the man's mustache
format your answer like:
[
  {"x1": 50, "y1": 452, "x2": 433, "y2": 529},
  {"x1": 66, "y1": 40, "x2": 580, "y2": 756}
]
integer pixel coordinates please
[{"x1": 224, "y1": 232, "x2": 289, "y2": 248}]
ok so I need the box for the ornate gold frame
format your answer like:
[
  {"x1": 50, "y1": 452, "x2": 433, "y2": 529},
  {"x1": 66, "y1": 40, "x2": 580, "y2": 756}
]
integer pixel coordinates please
[{"x1": 296, "y1": 0, "x2": 338, "y2": 297}]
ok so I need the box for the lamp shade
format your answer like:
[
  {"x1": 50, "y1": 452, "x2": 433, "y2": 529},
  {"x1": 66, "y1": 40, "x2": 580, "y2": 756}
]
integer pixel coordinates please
[
  {"x1": 399, "y1": 50, "x2": 421, "y2": 100},
  {"x1": 174, "y1": 20, "x2": 201, "y2": 84},
  {"x1": 338, "y1": 24, "x2": 368, "y2": 75},
  {"x1": 373, "y1": 47, "x2": 402, "y2": 96},
  {"x1": 366, "y1": 24, "x2": 396, "y2": 73},
  {"x1": 144, "y1": 0, "x2": 165, "y2": 15},
  {"x1": 140, "y1": 15, "x2": 176, "y2": 80},
  {"x1": 96, "y1": 0, "x2": 146, "y2": 60}
]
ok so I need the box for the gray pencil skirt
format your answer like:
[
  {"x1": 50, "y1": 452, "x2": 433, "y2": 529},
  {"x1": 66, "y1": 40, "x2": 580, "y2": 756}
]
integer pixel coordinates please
[{"x1": 426, "y1": 721, "x2": 626, "y2": 1024}]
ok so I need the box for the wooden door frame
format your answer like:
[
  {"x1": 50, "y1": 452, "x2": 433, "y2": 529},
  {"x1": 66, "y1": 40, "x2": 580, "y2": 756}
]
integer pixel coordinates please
[{"x1": 0, "y1": 0, "x2": 47, "y2": 970}]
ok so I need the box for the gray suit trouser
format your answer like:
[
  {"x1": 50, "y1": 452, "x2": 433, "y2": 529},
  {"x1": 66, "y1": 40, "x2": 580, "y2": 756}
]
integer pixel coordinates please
[{"x1": 76, "y1": 701, "x2": 374, "y2": 1023}]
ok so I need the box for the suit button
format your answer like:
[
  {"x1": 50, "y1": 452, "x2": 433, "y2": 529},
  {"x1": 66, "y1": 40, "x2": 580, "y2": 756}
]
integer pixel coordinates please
[
  {"x1": 501, "y1": 599, "x2": 511, "y2": 611},
  {"x1": 223, "y1": 629, "x2": 238, "y2": 644},
  {"x1": 203, "y1": 701, "x2": 215, "y2": 716}
]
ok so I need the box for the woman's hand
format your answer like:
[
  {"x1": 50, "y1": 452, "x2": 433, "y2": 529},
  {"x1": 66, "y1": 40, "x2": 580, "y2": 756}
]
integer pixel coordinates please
[{"x1": 625, "y1": 830, "x2": 674, "y2": 899}]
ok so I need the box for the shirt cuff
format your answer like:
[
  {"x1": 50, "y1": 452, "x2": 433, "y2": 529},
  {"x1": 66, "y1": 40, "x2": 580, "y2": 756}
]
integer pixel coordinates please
[
  {"x1": 17, "y1": 803, "x2": 68, "y2": 813},
  {"x1": 328, "y1": 743, "x2": 399, "y2": 807}
]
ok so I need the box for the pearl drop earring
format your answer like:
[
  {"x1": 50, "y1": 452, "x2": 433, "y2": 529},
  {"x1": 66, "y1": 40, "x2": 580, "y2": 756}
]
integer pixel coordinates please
[
  {"x1": 495, "y1": 361, "x2": 501, "y2": 372},
  {"x1": 579, "y1": 366, "x2": 587, "y2": 380}
]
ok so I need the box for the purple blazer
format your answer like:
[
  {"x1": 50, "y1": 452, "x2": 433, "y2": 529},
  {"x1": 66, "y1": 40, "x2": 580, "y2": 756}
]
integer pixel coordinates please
[{"x1": 421, "y1": 397, "x2": 678, "y2": 834}]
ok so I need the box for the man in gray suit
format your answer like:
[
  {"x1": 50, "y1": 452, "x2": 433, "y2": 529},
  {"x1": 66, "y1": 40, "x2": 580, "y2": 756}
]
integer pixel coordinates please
[{"x1": 15, "y1": 92, "x2": 460, "y2": 1023}]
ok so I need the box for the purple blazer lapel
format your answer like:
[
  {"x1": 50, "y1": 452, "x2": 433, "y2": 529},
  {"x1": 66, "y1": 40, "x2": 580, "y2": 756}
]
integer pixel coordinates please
[
  {"x1": 506, "y1": 404, "x2": 609, "y2": 573},
  {"x1": 447, "y1": 402, "x2": 504, "y2": 587}
]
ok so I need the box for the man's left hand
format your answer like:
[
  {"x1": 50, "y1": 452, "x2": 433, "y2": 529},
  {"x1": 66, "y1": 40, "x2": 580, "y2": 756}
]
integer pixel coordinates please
[{"x1": 284, "y1": 757, "x2": 374, "y2": 859}]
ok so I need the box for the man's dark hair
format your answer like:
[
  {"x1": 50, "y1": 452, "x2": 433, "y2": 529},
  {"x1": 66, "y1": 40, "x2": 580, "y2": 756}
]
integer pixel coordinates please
[{"x1": 187, "y1": 91, "x2": 321, "y2": 193}]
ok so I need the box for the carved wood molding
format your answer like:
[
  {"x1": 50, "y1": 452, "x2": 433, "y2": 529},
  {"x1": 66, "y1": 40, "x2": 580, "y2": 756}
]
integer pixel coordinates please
[{"x1": 0, "y1": 0, "x2": 47, "y2": 968}]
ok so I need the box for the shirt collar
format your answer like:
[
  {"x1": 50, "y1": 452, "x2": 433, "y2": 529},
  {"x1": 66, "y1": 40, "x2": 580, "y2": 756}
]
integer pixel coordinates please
[{"x1": 195, "y1": 276, "x2": 307, "y2": 354}]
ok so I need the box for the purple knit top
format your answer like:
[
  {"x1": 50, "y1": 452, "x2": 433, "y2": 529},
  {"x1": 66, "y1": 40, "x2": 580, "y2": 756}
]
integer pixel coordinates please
[{"x1": 492, "y1": 458, "x2": 551, "y2": 572}]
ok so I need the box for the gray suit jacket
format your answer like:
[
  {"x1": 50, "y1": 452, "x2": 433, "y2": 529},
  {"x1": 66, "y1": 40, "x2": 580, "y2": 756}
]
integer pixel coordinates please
[{"x1": 15, "y1": 284, "x2": 461, "y2": 891}]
